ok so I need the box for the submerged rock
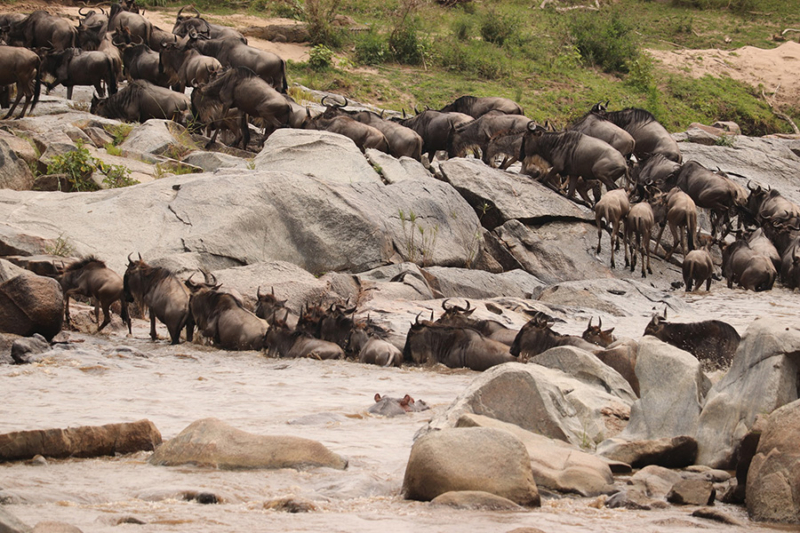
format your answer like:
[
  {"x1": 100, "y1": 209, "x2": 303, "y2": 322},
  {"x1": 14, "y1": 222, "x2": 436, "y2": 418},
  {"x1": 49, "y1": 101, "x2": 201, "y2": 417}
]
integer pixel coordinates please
[{"x1": 430, "y1": 490, "x2": 524, "y2": 511}]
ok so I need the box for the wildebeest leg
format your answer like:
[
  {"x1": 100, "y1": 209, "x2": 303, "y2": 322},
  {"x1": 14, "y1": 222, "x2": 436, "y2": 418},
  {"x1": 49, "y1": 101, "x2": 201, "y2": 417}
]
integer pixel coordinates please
[
  {"x1": 596, "y1": 216, "x2": 604, "y2": 256},
  {"x1": 624, "y1": 225, "x2": 631, "y2": 267},
  {"x1": 67, "y1": 85, "x2": 74, "y2": 100},
  {"x1": 95, "y1": 81, "x2": 104, "y2": 98},
  {"x1": 97, "y1": 301, "x2": 112, "y2": 331},
  {"x1": 643, "y1": 228, "x2": 652, "y2": 277},
  {"x1": 63, "y1": 293, "x2": 72, "y2": 329},
  {"x1": 120, "y1": 298, "x2": 131, "y2": 335},
  {"x1": 3, "y1": 89, "x2": 25, "y2": 120},
  {"x1": 185, "y1": 315, "x2": 194, "y2": 343},
  {"x1": 149, "y1": 309, "x2": 158, "y2": 341},
  {"x1": 664, "y1": 220, "x2": 680, "y2": 262},
  {"x1": 94, "y1": 299, "x2": 100, "y2": 324},
  {"x1": 705, "y1": 276, "x2": 712, "y2": 291},
  {"x1": 240, "y1": 113, "x2": 250, "y2": 150}
]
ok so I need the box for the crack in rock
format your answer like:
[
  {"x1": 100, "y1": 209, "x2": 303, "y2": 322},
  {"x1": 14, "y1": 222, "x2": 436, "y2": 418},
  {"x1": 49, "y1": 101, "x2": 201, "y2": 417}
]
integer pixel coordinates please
[{"x1": 169, "y1": 205, "x2": 192, "y2": 226}]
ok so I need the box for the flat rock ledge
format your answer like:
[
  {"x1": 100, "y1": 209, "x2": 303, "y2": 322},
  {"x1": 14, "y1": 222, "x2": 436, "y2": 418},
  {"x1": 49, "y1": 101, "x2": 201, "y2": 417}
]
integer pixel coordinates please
[
  {"x1": 148, "y1": 418, "x2": 348, "y2": 470},
  {"x1": 0, "y1": 420, "x2": 161, "y2": 462}
]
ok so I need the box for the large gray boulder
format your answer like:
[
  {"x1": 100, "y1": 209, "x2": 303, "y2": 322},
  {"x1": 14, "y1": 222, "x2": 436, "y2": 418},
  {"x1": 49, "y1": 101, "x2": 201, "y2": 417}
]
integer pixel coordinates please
[
  {"x1": 746, "y1": 399, "x2": 800, "y2": 524},
  {"x1": 0, "y1": 508, "x2": 31, "y2": 533},
  {"x1": 617, "y1": 337, "x2": 706, "y2": 441},
  {"x1": 422, "y1": 267, "x2": 544, "y2": 299},
  {"x1": 0, "y1": 170, "x2": 481, "y2": 275},
  {"x1": 421, "y1": 362, "x2": 633, "y2": 447},
  {"x1": 181, "y1": 151, "x2": 251, "y2": 172},
  {"x1": 119, "y1": 119, "x2": 189, "y2": 157},
  {"x1": 365, "y1": 149, "x2": 431, "y2": 183},
  {"x1": 402, "y1": 427, "x2": 540, "y2": 506},
  {"x1": 254, "y1": 129, "x2": 382, "y2": 184},
  {"x1": 695, "y1": 317, "x2": 800, "y2": 469},
  {"x1": 439, "y1": 158, "x2": 594, "y2": 228},
  {"x1": 149, "y1": 418, "x2": 347, "y2": 470},
  {"x1": 457, "y1": 413, "x2": 616, "y2": 496},
  {"x1": 0, "y1": 139, "x2": 34, "y2": 191}
]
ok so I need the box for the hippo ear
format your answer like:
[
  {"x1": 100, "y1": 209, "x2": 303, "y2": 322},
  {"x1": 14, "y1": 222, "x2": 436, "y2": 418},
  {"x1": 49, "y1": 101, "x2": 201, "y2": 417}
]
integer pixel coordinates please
[{"x1": 374, "y1": 393, "x2": 382, "y2": 403}]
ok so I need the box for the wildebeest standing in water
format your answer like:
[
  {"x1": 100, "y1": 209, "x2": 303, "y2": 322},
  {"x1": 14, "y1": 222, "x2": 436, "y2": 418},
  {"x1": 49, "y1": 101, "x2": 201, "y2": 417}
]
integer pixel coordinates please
[
  {"x1": 59, "y1": 256, "x2": 131, "y2": 334},
  {"x1": 348, "y1": 318, "x2": 403, "y2": 367},
  {"x1": 644, "y1": 308, "x2": 740, "y2": 370},
  {"x1": 510, "y1": 312, "x2": 599, "y2": 358},
  {"x1": 403, "y1": 315, "x2": 516, "y2": 371},
  {"x1": 123, "y1": 253, "x2": 193, "y2": 344},
  {"x1": 266, "y1": 311, "x2": 345, "y2": 360},
  {"x1": 0, "y1": 45, "x2": 42, "y2": 119}
]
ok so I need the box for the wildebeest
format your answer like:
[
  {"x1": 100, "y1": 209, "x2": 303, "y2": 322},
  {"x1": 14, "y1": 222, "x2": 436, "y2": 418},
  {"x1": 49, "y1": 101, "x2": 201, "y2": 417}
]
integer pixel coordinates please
[
  {"x1": 318, "y1": 97, "x2": 423, "y2": 160},
  {"x1": 625, "y1": 200, "x2": 655, "y2": 278},
  {"x1": 744, "y1": 183, "x2": 800, "y2": 226},
  {"x1": 113, "y1": 30, "x2": 172, "y2": 87},
  {"x1": 594, "y1": 189, "x2": 630, "y2": 268},
  {"x1": 745, "y1": 227, "x2": 781, "y2": 271},
  {"x1": 123, "y1": 253, "x2": 193, "y2": 344},
  {"x1": 509, "y1": 312, "x2": 598, "y2": 359},
  {"x1": 173, "y1": 5, "x2": 246, "y2": 43},
  {"x1": 395, "y1": 109, "x2": 473, "y2": 160},
  {"x1": 600, "y1": 106, "x2": 682, "y2": 163},
  {"x1": 2, "y1": 11, "x2": 77, "y2": 50},
  {"x1": 254, "y1": 286, "x2": 295, "y2": 326},
  {"x1": 666, "y1": 160, "x2": 744, "y2": 240},
  {"x1": 581, "y1": 317, "x2": 616, "y2": 347},
  {"x1": 518, "y1": 123, "x2": 627, "y2": 205},
  {"x1": 650, "y1": 188, "x2": 697, "y2": 261},
  {"x1": 0, "y1": 45, "x2": 42, "y2": 119},
  {"x1": 484, "y1": 128, "x2": 527, "y2": 169},
  {"x1": 149, "y1": 25, "x2": 178, "y2": 50},
  {"x1": 76, "y1": 7, "x2": 108, "y2": 51},
  {"x1": 192, "y1": 66, "x2": 291, "y2": 149},
  {"x1": 633, "y1": 153, "x2": 681, "y2": 190},
  {"x1": 682, "y1": 248, "x2": 714, "y2": 292},
  {"x1": 185, "y1": 274, "x2": 268, "y2": 350},
  {"x1": 448, "y1": 111, "x2": 532, "y2": 164},
  {"x1": 266, "y1": 312, "x2": 345, "y2": 359},
  {"x1": 159, "y1": 37, "x2": 222, "y2": 92},
  {"x1": 569, "y1": 103, "x2": 635, "y2": 158},
  {"x1": 644, "y1": 308, "x2": 740, "y2": 369},
  {"x1": 304, "y1": 110, "x2": 389, "y2": 153},
  {"x1": 349, "y1": 319, "x2": 403, "y2": 367},
  {"x1": 439, "y1": 95, "x2": 523, "y2": 119},
  {"x1": 187, "y1": 34, "x2": 286, "y2": 93},
  {"x1": 434, "y1": 299, "x2": 518, "y2": 346},
  {"x1": 59, "y1": 256, "x2": 131, "y2": 334},
  {"x1": 721, "y1": 238, "x2": 777, "y2": 292},
  {"x1": 41, "y1": 48, "x2": 117, "y2": 100},
  {"x1": 404, "y1": 316, "x2": 516, "y2": 371},
  {"x1": 108, "y1": 3, "x2": 152, "y2": 47},
  {"x1": 780, "y1": 235, "x2": 800, "y2": 289},
  {"x1": 92, "y1": 79, "x2": 190, "y2": 124}
]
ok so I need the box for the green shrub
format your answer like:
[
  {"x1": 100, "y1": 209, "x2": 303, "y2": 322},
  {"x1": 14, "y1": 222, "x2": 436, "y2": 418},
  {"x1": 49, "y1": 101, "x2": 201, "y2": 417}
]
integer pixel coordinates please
[
  {"x1": 355, "y1": 30, "x2": 389, "y2": 65},
  {"x1": 308, "y1": 44, "x2": 335, "y2": 70},
  {"x1": 304, "y1": 0, "x2": 346, "y2": 48},
  {"x1": 568, "y1": 9, "x2": 640, "y2": 74},
  {"x1": 451, "y1": 15, "x2": 473, "y2": 41},
  {"x1": 479, "y1": 9, "x2": 518, "y2": 46},
  {"x1": 273, "y1": 0, "x2": 304, "y2": 18},
  {"x1": 46, "y1": 143, "x2": 98, "y2": 192},
  {"x1": 434, "y1": 39, "x2": 510, "y2": 79},
  {"x1": 389, "y1": 24, "x2": 428, "y2": 65}
]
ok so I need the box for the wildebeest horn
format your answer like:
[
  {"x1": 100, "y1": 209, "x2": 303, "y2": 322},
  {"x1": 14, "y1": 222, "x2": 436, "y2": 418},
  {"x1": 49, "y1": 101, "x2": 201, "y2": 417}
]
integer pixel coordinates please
[
  {"x1": 598, "y1": 316, "x2": 602, "y2": 328},
  {"x1": 321, "y1": 95, "x2": 330, "y2": 106},
  {"x1": 414, "y1": 312, "x2": 423, "y2": 325},
  {"x1": 402, "y1": 109, "x2": 407, "y2": 118},
  {"x1": 100, "y1": 6, "x2": 106, "y2": 15},
  {"x1": 339, "y1": 97, "x2": 348, "y2": 108},
  {"x1": 127, "y1": 252, "x2": 135, "y2": 264},
  {"x1": 191, "y1": 5, "x2": 201, "y2": 17},
  {"x1": 257, "y1": 286, "x2": 264, "y2": 299},
  {"x1": 176, "y1": 5, "x2": 187, "y2": 17},
  {"x1": 79, "y1": 6, "x2": 90, "y2": 17},
  {"x1": 588, "y1": 316, "x2": 593, "y2": 328},
  {"x1": 442, "y1": 299, "x2": 451, "y2": 311},
  {"x1": 414, "y1": 106, "x2": 421, "y2": 115},
  {"x1": 464, "y1": 301, "x2": 471, "y2": 312},
  {"x1": 430, "y1": 310, "x2": 434, "y2": 321},
  {"x1": 137, "y1": 252, "x2": 142, "y2": 261}
]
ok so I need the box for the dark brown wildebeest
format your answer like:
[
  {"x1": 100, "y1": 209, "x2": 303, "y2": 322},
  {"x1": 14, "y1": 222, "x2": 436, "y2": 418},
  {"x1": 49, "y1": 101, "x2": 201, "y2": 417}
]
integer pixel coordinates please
[
  {"x1": 518, "y1": 123, "x2": 627, "y2": 205},
  {"x1": 40, "y1": 48, "x2": 117, "y2": 100},
  {"x1": 594, "y1": 189, "x2": 630, "y2": 268},
  {"x1": 349, "y1": 319, "x2": 403, "y2": 367},
  {"x1": 192, "y1": 66, "x2": 291, "y2": 149},
  {"x1": 2, "y1": 11, "x2": 77, "y2": 51},
  {"x1": 254, "y1": 286, "x2": 295, "y2": 327},
  {"x1": 722, "y1": 238, "x2": 777, "y2": 292},
  {"x1": 599, "y1": 106, "x2": 682, "y2": 163},
  {"x1": 149, "y1": 25, "x2": 178, "y2": 50},
  {"x1": 187, "y1": 34, "x2": 286, "y2": 92},
  {"x1": 633, "y1": 153, "x2": 682, "y2": 191},
  {"x1": 59, "y1": 256, "x2": 131, "y2": 334},
  {"x1": 510, "y1": 312, "x2": 598, "y2": 358},
  {"x1": 173, "y1": 5, "x2": 246, "y2": 43},
  {"x1": 625, "y1": 200, "x2": 655, "y2": 278},
  {"x1": 569, "y1": 103, "x2": 635, "y2": 158},
  {"x1": 666, "y1": 160, "x2": 745, "y2": 240},
  {"x1": 403, "y1": 316, "x2": 516, "y2": 371},
  {"x1": 158, "y1": 37, "x2": 222, "y2": 92},
  {"x1": 394, "y1": 109, "x2": 473, "y2": 160},
  {"x1": 581, "y1": 317, "x2": 616, "y2": 347},
  {"x1": 484, "y1": 128, "x2": 527, "y2": 170},
  {"x1": 745, "y1": 227, "x2": 781, "y2": 271},
  {"x1": 113, "y1": 30, "x2": 172, "y2": 87},
  {"x1": 0, "y1": 45, "x2": 42, "y2": 119},
  {"x1": 304, "y1": 110, "x2": 389, "y2": 154},
  {"x1": 76, "y1": 7, "x2": 108, "y2": 51},
  {"x1": 266, "y1": 311, "x2": 345, "y2": 359},
  {"x1": 317, "y1": 97, "x2": 423, "y2": 160},
  {"x1": 447, "y1": 110, "x2": 531, "y2": 164},
  {"x1": 91, "y1": 79, "x2": 190, "y2": 124},
  {"x1": 438, "y1": 95, "x2": 523, "y2": 119},
  {"x1": 123, "y1": 253, "x2": 193, "y2": 344},
  {"x1": 434, "y1": 299, "x2": 518, "y2": 346},
  {"x1": 780, "y1": 235, "x2": 800, "y2": 289},
  {"x1": 743, "y1": 183, "x2": 800, "y2": 226},
  {"x1": 108, "y1": 3, "x2": 152, "y2": 48},
  {"x1": 650, "y1": 188, "x2": 697, "y2": 261},
  {"x1": 184, "y1": 274, "x2": 268, "y2": 351},
  {"x1": 682, "y1": 247, "x2": 714, "y2": 292},
  {"x1": 644, "y1": 308, "x2": 740, "y2": 369}
]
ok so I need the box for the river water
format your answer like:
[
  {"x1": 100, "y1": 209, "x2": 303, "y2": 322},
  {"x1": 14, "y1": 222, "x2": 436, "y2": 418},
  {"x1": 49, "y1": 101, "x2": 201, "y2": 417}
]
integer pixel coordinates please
[{"x1": 1, "y1": 286, "x2": 797, "y2": 532}]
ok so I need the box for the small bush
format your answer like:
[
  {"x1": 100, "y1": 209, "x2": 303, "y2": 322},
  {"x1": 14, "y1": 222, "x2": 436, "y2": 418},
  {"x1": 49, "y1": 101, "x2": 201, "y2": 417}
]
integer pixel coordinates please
[
  {"x1": 46, "y1": 143, "x2": 98, "y2": 192},
  {"x1": 305, "y1": 0, "x2": 346, "y2": 48},
  {"x1": 389, "y1": 25, "x2": 428, "y2": 65},
  {"x1": 355, "y1": 30, "x2": 389, "y2": 65},
  {"x1": 451, "y1": 15, "x2": 473, "y2": 41},
  {"x1": 569, "y1": 9, "x2": 640, "y2": 74},
  {"x1": 272, "y1": 0, "x2": 304, "y2": 17},
  {"x1": 434, "y1": 39, "x2": 510, "y2": 79},
  {"x1": 308, "y1": 44, "x2": 335, "y2": 70},
  {"x1": 479, "y1": 9, "x2": 518, "y2": 46}
]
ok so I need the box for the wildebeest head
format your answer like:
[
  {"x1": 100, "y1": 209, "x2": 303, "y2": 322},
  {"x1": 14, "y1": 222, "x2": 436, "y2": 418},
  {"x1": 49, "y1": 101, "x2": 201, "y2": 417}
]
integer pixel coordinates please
[
  {"x1": 255, "y1": 286, "x2": 288, "y2": 323},
  {"x1": 582, "y1": 316, "x2": 616, "y2": 347},
  {"x1": 643, "y1": 307, "x2": 668, "y2": 338},
  {"x1": 173, "y1": 5, "x2": 211, "y2": 38},
  {"x1": 77, "y1": 7, "x2": 108, "y2": 50}
]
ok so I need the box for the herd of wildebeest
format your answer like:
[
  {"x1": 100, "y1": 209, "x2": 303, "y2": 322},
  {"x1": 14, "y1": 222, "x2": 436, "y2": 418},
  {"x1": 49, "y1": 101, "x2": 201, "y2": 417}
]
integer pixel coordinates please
[{"x1": 1, "y1": 2, "x2": 798, "y2": 375}]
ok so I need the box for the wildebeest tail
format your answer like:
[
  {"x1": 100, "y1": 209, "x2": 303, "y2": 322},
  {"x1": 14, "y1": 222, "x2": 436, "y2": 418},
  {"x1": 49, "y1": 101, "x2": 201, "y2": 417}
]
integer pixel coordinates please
[
  {"x1": 106, "y1": 55, "x2": 118, "y2": 96},
  {"x1": 30, "y1": 57, "x2": 42, "y2": 113},
  {"x1": 280, "y1": 58, "x2": 288, "y2": 94},
  {"x1": 120, "y1": 298, "x2": 132, "y2": 334}
]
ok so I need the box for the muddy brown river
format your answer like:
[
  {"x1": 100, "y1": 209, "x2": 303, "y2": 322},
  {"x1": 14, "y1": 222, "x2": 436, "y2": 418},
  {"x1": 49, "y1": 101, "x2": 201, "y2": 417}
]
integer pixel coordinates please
[{"x1": 2, "y1": 285, "x2": 797, "y2": 532}]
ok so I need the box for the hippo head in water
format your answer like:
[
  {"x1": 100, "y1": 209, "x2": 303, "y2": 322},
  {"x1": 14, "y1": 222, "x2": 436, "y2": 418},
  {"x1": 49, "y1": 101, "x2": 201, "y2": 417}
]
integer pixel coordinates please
[{"x1": 368, "y1": 393, "x2": 429, "y2": 417}]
